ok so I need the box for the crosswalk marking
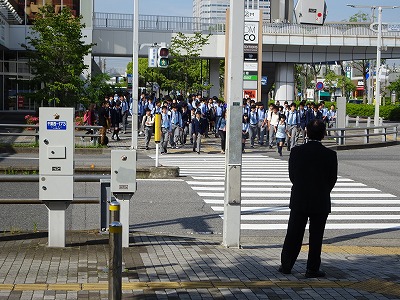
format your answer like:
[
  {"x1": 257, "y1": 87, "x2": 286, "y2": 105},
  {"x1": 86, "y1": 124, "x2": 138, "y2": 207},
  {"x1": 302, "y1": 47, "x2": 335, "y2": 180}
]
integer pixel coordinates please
[{"x1": 151, "y1": 154, "x2": 400, "y2": 231}]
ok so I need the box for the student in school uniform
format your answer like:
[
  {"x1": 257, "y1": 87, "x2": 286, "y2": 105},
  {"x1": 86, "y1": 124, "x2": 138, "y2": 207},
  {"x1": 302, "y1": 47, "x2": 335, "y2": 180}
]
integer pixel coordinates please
[
  {"x1": 275, "y1": 114, "x2": 288, "y2": 156},
  {"x1": 242, "y1": 114, "x2": 250, "y2": 153},
  {"x1": 170, "y1": 104, "x2": 182, "y2": 149},
  {"x1": 160, "y1": 106, "x2": 172, "y2": 154},
  {"x1": 248, "y1": 105, "x2": 258, "y2": 148},
  {"x1": 267, "y1": 105, "x2": 280, "y2": 149},
  {"x1": 192, "y1": 111, "x2": 206, "y2": 154},
  {"x1": 286, "y1": 103, "x2": 300, "y2": 151},
  {"x1": 141, "y1": 108, "x2": 154, "y2": 150},
  {"x1": 257, "y1": 102, "x2": 267, "y2": 146}
]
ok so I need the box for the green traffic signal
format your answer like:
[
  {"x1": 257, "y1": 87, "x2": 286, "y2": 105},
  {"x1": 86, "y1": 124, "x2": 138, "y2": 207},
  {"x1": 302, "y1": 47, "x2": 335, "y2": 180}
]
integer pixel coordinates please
[{"x1": 158, "y1": 58, "x2": 169, "y2": 68}]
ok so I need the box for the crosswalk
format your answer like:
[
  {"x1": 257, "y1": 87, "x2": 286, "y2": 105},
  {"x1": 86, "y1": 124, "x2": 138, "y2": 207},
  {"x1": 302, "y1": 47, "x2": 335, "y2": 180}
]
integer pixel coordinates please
[{"x1": 151, "y1": 154, "x2": 400, "y2": 231}]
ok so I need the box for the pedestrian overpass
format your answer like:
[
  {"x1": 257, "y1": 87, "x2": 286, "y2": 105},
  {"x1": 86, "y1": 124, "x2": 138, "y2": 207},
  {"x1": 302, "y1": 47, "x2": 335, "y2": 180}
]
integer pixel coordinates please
[
  {"x1": 92, "y1": 12, "x2": 400, "y2": 62},
  {"x1": 91, "y1": 13, "x2": 400, "y2": 101}
]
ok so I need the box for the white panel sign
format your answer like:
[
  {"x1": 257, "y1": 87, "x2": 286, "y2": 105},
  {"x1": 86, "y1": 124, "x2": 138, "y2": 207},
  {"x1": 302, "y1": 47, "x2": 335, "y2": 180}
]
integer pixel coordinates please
[
  {"x1": 244, "y1": 22, "x2": 259, "y2": 44},
  {"x1": 243, "y1": 62, "x2": 258, "y2": 72},
  {"x1": 243, "y1": 80, "x2": 258, "y2": 89},
  {"x1": 388, "y1": 24, "x2": 400, "y2": 32},
  {"x1": 148, "y1": 47, "x2": 158, "y2": 68},
  {"x1": 306, "y1": 89, "x2": 314, "y2": 99},
  {"x1": 245, "y1": 9, "x2": 260, "y2": 21}
]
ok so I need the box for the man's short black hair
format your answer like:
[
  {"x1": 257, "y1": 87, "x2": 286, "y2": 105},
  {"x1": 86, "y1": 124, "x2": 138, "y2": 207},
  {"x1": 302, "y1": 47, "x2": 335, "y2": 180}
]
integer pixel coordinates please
[{"x1": 307, "y1": 119, "x2": 326, "y2": 141}]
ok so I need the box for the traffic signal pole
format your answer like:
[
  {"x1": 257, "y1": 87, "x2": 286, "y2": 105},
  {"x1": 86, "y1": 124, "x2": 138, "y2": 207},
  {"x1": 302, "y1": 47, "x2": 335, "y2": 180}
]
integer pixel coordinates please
[
  {"x1": 132, "y1": 0, "x2": 139, "y2": 150},
  {"x1": 222, "y1": 0, "x2": 244, "y2": 248}
]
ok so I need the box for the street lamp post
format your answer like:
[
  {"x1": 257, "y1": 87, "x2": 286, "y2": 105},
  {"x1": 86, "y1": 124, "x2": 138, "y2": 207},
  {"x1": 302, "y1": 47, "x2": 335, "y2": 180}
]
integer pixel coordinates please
[{"x1": 347, "y1": 4, "x2": 399, "y2": 131}]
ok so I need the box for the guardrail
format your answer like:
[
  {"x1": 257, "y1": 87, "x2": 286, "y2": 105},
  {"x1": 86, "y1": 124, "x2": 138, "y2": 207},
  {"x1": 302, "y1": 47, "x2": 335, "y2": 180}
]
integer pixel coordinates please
[
  {"x1": 0, "y1": 124, "x2": 102, "y2": 146},
  {"x1": 326, "y1": 124, "x2": 398, "y2": 146}
]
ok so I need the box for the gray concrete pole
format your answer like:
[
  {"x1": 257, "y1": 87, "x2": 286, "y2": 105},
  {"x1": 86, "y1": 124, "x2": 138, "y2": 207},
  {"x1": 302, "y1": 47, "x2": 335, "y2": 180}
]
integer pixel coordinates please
[
  {"x1": 222, "y1": 0, "x2": 244, "y2": 248},
  {"x1": 374, "y1": 7, "x2": 382, "y2": 133},
  {"x1": 131, "y1": 0, "x2": 139, "y2": 149}
]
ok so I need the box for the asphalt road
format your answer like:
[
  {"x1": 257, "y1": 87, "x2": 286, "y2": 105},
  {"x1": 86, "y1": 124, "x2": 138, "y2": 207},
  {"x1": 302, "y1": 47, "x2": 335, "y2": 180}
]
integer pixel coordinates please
[{"x1": 0, "y1": 145, "x2": 399, "y2": 247}]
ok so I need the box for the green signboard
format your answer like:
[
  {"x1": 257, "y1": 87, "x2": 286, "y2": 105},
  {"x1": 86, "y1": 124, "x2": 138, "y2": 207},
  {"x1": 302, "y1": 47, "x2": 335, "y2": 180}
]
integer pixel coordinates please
[{"x1": 243, "y1": 74, "x2": 258, "y2": 81}]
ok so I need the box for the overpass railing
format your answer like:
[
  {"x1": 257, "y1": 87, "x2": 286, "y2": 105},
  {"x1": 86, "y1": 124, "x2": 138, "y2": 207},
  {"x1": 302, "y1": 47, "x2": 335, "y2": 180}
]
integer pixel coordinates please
[
  {"x1": 93, "y1": 13, "x2": 226, "y2": 34},
  {"x1": 93, "y1": 13, "x2": 400, "y2": 37},
  {"x1": 262, "y1": 22, "x2": 399, "y2": 37}
]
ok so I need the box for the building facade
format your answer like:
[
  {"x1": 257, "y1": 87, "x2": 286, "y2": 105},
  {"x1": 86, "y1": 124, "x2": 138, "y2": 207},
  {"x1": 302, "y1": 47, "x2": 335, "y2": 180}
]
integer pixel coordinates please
[
  {"x1": 193, "y1": 0, "x2": 272, "y2": 23},
  {"x1": 0, "y1": 0, "x2": 89, "y2": 111}
]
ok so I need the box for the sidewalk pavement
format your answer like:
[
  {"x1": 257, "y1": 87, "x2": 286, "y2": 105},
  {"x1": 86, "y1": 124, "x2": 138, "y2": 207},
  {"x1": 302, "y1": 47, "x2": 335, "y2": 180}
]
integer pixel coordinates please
[{"x1": 0, "y1": 231, "x2": 399, "y2": 299}]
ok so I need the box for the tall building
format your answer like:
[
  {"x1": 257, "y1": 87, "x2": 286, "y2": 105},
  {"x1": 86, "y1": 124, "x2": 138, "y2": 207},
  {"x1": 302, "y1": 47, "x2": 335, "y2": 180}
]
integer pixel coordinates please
[
  {"x1": 0, "y1": 0, "x2": 90, "y2": 111},
  {"x1": 193, "y1": 0, "x2": 272, "y2": 23}
]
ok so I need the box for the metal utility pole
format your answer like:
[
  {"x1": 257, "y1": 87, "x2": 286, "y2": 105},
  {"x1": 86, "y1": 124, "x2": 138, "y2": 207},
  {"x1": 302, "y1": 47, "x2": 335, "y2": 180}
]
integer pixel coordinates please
[
  {"x1": 222, "y1": 0, "x2": 244, "y2": 248},
  {"x1": 131, "y1": 0, "x2": 139, "y2": 150},
  {"x1": 374, "y1": 7, "x2": 382, "y2": 132}
]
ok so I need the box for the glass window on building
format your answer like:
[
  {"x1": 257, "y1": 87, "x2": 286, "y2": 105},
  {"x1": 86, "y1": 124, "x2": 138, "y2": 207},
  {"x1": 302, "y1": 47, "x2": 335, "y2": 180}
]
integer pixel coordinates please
[{"x1": 17, "y1": 0, "x2": 81, "y2": 24}]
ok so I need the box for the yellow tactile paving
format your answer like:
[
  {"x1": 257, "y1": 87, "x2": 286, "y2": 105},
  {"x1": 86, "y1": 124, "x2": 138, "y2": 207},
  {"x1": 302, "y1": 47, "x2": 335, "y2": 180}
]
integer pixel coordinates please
[
  {"x1": 300, "y1": 245, "x2": 400, "y2": 255},
  {"x1": 147, "y1": 282, "x2": 181, "y2": 289},
  {"x1": 81, "y1": 283, "x2": 108, "y2": 290},
  {"x1": 122, "y1": 282, "x2": 149, "y2": 289},
  {"x1": 13, "y1": 284, "x2": 47, "y2": 291},
  {"x1": 179, "y1": 282, "x2": 213, "y2": 288},
  {"x1": 0, "y1": 284, "x2": 13, "y2": 290},
  {"x1": 1, "y1": 279, "x2": 399, "y2": 296},
  {"x1": 48, "y1": 284, "x2": 81, "y2": 291}
]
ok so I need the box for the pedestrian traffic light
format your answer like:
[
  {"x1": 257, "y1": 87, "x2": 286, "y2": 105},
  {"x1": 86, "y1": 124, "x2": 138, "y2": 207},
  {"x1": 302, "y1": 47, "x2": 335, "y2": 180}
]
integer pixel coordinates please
[{"x1": 158, "y1": 47, "x2": 169, "y2": 68}]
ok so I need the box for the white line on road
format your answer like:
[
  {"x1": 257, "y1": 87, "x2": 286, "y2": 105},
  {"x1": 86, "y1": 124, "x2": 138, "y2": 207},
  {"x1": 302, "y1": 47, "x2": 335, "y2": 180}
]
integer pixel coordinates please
[
  {"x1": 192, "y1": 186, "x2": 379, "y2": 192},
  {"x1": 239, "y1": 215, "x2": 400, "y2": 221},
  {"x1": 204, "y1": 199, "x2": 400, "y2": 205},
  {"x1": 200, "y1": 192, "x2": 396, "y2": 198},
  {"x1": 240, "y1": 223, "x2": 400, "y2": 230},
  {"x1": 211, "y1": 206, "x2": 400, "y2": 212}
]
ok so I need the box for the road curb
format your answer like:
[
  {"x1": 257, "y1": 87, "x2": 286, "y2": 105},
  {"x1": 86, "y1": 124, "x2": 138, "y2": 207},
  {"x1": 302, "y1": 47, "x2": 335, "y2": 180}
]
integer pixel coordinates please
[
  {"x1": 327, "y1": 141, "x2": 399, "y2": 151},
  {"x1": 0, "y1": 165, "x2": 180, "y2": 179}
]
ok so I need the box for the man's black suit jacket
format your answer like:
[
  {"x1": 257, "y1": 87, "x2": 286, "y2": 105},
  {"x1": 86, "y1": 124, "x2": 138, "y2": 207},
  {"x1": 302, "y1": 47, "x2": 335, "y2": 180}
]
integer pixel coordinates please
[{"x1": 288, "y1": 141, "x2": 338, "y2": 214}]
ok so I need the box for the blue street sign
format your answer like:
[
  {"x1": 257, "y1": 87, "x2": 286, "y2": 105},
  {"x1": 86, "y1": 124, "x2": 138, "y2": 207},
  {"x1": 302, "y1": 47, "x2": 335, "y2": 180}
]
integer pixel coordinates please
[
  {"x1": 261, "y1": 76, "x2": 268, "y2": 86},
  {"x1": 47, "y1": 121, "x2": 67, "y2": 130}
]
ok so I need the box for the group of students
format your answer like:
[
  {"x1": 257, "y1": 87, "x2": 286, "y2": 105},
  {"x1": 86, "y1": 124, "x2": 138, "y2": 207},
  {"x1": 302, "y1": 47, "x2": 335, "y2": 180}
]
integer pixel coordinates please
[
  {"x1": 94, "y1": 94, "x2": 131, "y2": 145},
  {"x1": 137, "y1": 93, "x2": 227, "y2": 154},
  {"x1": 94, "y1": 92, "x2": 337, "y2": 152},
  {"x1": 241, "y1": 99, "x2": 337, "y2": 155}
]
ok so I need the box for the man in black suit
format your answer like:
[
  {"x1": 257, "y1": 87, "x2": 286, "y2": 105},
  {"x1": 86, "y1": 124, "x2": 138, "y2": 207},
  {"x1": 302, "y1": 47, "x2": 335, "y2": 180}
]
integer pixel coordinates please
[{"x1": 279, "y1": 119, "x2": 337, "y2": 278}]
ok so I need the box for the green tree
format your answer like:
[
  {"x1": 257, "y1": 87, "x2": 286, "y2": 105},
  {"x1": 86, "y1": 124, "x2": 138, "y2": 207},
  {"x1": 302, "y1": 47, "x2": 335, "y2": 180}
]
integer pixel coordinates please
[
  {"x1": 348, "y1": 11, "x2": 370, "y2": 22},
  {"x1": 22, "y1": 5, "x2": 94, "y2": 107},
  {"x1": 388, "y1": 76, "x2": 400, "y2": 101},
  {"x1": 82, "y1": 73, "x2": 113, "y2": 106},
  {"x1": 349, "y1": 60, "x2": 368, "y2": 103},
  {"x1": 169, "y1": 32, "x2": 211, "y2": 95}
]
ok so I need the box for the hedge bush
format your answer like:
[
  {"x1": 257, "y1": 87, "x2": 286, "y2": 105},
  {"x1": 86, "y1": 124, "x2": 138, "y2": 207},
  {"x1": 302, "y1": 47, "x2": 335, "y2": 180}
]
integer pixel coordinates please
[
  {"x1": 346, "y1": 103, "x2": 400, "y2": 121},
  {"x1": 268, "y1": 100, "x2": 400, "y2": 121}
]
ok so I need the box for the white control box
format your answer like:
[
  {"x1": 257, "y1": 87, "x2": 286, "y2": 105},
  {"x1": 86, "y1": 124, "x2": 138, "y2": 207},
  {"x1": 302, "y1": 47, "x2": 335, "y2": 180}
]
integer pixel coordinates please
[
  {"x1": 294, "y1": 0, "x2": 327, "y2": 25},
  {"x1": 111, "y1": 150, "x2": 137, "y2": 196},
  {"x1": 39, "y1": 108, "x2": 74, "y2": 201}
]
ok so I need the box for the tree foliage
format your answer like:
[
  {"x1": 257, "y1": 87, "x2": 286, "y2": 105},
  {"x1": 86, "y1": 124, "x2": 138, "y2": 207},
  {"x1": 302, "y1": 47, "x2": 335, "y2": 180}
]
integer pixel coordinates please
[
  {"x1": 82, "y1": 73, "x2": 113, "y2": 106},
  {"x1": 388, "y1": 76, "x2": 400, "y2": 100},
  {"x1": 126, "y1": 32, "x2": 211, "y2": 97},
  {"x1": 22, "y1": 5, "x2": 94, "y2": 107},
  {"x1": 169, "y1": 32, "x2": 211, "y2": 94},
  {"x1": 348, "y1": 11, "x2": 370, "y2": 22}
]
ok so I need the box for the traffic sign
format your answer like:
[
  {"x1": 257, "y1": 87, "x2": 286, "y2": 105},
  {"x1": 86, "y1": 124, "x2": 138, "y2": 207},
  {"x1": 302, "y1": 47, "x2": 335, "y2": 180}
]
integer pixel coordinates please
[{"x1": 316, "y1": 82, "x2": 324, "y2": 90}]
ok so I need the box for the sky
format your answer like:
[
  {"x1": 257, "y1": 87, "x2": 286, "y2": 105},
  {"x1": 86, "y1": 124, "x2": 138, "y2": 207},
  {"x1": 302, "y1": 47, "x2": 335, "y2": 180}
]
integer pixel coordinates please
[
  {"x1": 93, "y1": 0, "x2": 400, "y2": 72},
  {"x1": 94, "y1": 0, "x2": 400, "y2": 22}
]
